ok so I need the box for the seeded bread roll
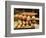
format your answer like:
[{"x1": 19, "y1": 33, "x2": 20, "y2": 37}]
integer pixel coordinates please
[
  {"x1": 15, "y1": 14, "x2": 19, "y2": 18},
  {"x1": 27, "y1": 16, "x2": 31, "y2": 21},
  {"x1": 23, "y1": 21, "x2": 26, "y2": 24},
  {"x1": 32, "y1": 16, "x2": 35, "y2": 18},
  {"x1": 22, "y1": 15, "x2": 26, "y2": 20},
  {"x1": 19, "y1": 15, "x2": 23, "y2": 19},
  {"x1": 14, "y1": 21, "x2": 18, "y2": 28},
  {"x1": 26, "y1": 21, "x2": 28, "y2": 24},
  {"x1": 17, "y1": 25, "x2": 21, "y2": 28}
]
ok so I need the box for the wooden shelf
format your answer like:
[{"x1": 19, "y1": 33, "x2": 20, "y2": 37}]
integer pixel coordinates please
[{"x1": 21, "y1": 12, "x2": 37, "y2": 16}]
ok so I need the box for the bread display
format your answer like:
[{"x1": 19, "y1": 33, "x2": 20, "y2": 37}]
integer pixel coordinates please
[{"x1": 14, "y1": 9, "x2": 39, "y2": 29}]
